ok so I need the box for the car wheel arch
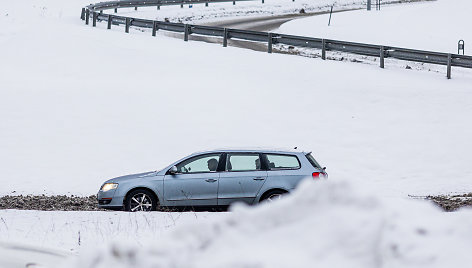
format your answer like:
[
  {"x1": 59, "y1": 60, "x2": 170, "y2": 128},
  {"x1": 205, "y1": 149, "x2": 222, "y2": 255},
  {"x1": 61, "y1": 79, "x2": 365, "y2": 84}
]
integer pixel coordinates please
[
  {"x1": 123, "y1": 187, "x2": 160, "y2": 207},
  {"x1": 258, "y1": 188, "x2": 289, "y2": 203}
]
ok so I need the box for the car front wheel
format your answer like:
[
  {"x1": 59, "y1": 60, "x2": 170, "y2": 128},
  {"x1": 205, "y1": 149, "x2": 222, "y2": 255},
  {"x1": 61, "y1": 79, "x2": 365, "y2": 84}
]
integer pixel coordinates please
[{"x1": 125, "y1": 189, "x2": 158, "y2": 212}]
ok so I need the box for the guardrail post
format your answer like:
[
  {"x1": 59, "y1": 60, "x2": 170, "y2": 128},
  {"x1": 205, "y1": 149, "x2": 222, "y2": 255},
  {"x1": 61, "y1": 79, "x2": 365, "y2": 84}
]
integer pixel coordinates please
[
  {"x1": 262, "y1": 0, "x2": 264, "y2": 3},
  {"x1": 85, "y1": 9, "x2": 89, "y2": 25},
  {"x1": 367, "y1": 0, "x2": 371, "y2": 10},
  {"x1": 205, "y1": 2, "x2": 208, "y2": 7},
  {"x1": 157, "y1": 5, "x2": 160, "y2": 10},
  {"x1": 81, "y1": 8, "x2": 85, "y2": 20},
  {"x1": 223, "y1": 28, "x2": 228, "y2": 47},
  {"x1": 447, "y1": 53, "x2": 452, "y2": 79},
  {"x1": 125, "y1": 18, "x2": 130, "y2": 33},
  {"x1": 92, "y1": 12, "x2": 97, "y2": 27},
  {"x1": 268, "y1": 33, "x2": 273, "y2": 53},
  {"x1": 184, "y1": 24, "x2": 190, "y2": 41},
  {"x1": 152, "y1": 21, "x2": 158, "y2": 36},
  {"x1": 135, "y1": 6, "x2": 138, "y2": 10},
  {"x1": 114, "y1": 8, "x2": 117, "y2": 13},
  {"x1": 380, "y1": 46, "x2": 385, "y2": 68},
  {"x1": 181, "y1": 4, "x2": 183, "y2": 8},
  {"x1": 458, "y1": 40, "x2": 465, "y2": 55},
  {"x1": 233, "y1": 1, "x2": 235, "y2": 5},
  {"x1": 321, "y1": 39, "x2": 326, "y2": 60},
  {"x1": 107, "y1": 15, "x2": 112, "y2": 29},
  {"x1": 100, "y1": 10, "x2": 103, "y2": 14}
]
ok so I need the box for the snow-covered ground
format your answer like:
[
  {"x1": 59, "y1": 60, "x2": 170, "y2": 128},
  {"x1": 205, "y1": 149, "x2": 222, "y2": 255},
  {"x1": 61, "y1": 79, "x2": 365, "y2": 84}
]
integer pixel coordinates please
[
  {"x1": 2, "y1": 0, "x2": 472, "y2": 267},
  {"x1": 109, "y1": 0, "x2": 401, "y2": 23},
  {"x1": 1, "y1": 0, "x2": 472, "y2": 198},
  {"x1": 277, "y1": 0, "x2": 471, "y2": 54},
  {"x1": 69, "y1": 181, "x2": 472, "y2": 268},
  {"x1": 3, "y1": 181, "x2": 472, "y2": 268},
  {"x1": 0, "y1": 209, "x2": 223, "y2": 251}
]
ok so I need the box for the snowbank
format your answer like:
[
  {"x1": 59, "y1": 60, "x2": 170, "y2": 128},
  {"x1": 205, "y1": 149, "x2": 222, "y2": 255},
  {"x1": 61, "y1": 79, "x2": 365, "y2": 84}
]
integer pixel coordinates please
[
  {"x1": 1, "y1": 0, "x2": 472, "y2": 198},
  {"x1": 70, "y1": 180, "x2": 472, "y2": 268},
  {"x1": 277, "y1": 0, "x2": 471, "y2": 53}
]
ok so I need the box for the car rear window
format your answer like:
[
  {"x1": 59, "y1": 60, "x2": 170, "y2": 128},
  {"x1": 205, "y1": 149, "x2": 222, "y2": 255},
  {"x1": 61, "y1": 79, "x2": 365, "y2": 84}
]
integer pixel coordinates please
[
  {"x1": 305, "y1": 153, "x2": 322, "y2": 169},
  {"x1": 265, "y1": 154, "x2": 300, "y2": 170}
]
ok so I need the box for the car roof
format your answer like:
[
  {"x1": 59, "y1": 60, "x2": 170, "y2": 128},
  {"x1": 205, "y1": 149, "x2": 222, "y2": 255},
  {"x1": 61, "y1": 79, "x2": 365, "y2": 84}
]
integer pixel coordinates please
[{"x1": 195, "y1": 147, "x2": 308, "y2": 155}]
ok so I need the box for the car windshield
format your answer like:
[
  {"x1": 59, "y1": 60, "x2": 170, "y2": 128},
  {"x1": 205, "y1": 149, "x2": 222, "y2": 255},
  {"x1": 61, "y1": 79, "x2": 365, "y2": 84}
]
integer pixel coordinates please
[{"x1": 305, "y1": 153, "x2": 322, "y2": 169}]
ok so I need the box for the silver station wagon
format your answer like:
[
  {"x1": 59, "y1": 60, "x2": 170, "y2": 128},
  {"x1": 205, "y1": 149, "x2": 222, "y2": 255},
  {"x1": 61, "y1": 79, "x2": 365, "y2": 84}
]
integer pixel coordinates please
[{"x1": 97, "y1": 149, "x2": 327, "y2": 211}]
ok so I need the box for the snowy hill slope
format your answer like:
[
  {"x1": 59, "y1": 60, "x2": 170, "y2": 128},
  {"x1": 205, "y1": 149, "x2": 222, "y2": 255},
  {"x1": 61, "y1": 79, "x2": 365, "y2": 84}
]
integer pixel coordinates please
[
  {"x1": 0, "y1": 0, "x2": 472, "y2": 198},
  {"x1": 96, "y1": 0, "x2": 404, "y2": 23},
  {"x1": 1, "y1": 1, "x2": 472, "y2": 267}
]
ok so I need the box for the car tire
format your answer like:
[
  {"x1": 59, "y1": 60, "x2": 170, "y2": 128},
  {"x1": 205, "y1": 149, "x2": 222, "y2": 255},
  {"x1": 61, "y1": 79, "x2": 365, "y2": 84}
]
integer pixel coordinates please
[
  {"x1": 260, "y1": 190, "x2": 287, "y2": 203},
  {"x1": 124, "y1": 189, "x2": 159, "y2": 212}
]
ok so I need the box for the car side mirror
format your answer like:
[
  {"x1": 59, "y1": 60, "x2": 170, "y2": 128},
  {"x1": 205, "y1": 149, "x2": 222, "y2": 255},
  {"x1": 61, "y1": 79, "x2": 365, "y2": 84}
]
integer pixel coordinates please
[{"x1": 169, "y1": 166, "x2": 178, "y2": 175}]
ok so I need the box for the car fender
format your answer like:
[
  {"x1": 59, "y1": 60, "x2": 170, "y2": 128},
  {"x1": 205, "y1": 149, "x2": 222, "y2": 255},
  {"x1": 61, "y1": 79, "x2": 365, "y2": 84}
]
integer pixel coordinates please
[
  {"x1": 117, "y1": 177, "x2": 164, "y2": 205},
  {"x1": 254, "y1": 184, "x2": 292, "y2": 204}
]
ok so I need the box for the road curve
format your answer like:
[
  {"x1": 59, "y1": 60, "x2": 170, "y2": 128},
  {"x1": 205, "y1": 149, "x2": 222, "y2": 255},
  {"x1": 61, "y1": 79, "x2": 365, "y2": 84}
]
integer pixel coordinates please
[
  {"x1": 177, "y1": 0, "x2": 434, "y2": 53},
  {"x1": 189, "y1": 9, "x2": 362, "y2": 52}
]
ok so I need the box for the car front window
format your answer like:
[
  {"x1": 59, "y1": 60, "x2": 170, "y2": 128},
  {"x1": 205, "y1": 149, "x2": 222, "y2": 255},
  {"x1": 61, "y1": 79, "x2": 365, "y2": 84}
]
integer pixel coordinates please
[{"x1": 176, "y1": 154, "x2": 221, "y2": 174}]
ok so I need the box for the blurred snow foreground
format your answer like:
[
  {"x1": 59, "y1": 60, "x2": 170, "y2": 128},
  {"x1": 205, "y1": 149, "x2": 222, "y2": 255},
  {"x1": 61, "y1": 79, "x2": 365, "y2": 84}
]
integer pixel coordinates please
[{"x1": 69, "y1": 180, "x2": 472, "y2": 268}]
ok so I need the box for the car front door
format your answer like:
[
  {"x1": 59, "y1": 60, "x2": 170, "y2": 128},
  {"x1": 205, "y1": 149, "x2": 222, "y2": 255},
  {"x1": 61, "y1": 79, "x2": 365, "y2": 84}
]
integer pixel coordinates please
[
  {"x1": 218, "y1": 153, "x2": 267, "y2": 206},
  {"x1": 163, "y1": 153, "x2": 221, "y2": 207}
]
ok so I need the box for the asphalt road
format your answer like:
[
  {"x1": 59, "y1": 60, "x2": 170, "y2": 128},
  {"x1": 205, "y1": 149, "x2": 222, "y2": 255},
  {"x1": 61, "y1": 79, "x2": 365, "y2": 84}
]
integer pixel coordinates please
[
  {"x1": 168, "y1": 0, "x2": 434, "y2": 53},
  {"x1": 192, "y1": 10, "x2": 359, "y2": 52}
]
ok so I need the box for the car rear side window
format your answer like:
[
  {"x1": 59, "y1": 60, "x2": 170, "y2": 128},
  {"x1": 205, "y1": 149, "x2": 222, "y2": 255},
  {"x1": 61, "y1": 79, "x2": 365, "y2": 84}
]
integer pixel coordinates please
[
  {"x1": 265, "y1": 154, "x2": 300, "y2": 170},
  {"x1": 226, "y1": 153, "x2": 262, "y2": 172},
  {"x1": 305, "y1": 153, "x2": 322, "y2": 169}
]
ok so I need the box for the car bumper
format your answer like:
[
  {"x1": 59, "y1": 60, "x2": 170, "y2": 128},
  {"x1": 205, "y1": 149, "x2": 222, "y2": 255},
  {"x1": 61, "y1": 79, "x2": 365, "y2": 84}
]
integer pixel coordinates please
[{"x1": 97, "y1": 189, "x2": 124, "y2": 209}]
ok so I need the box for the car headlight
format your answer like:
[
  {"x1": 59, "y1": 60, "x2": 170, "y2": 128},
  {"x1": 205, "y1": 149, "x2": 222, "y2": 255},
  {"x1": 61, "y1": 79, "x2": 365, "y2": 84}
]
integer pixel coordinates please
[{"x1": 101, "y1": 183, "x2": 118, "y2": 192}]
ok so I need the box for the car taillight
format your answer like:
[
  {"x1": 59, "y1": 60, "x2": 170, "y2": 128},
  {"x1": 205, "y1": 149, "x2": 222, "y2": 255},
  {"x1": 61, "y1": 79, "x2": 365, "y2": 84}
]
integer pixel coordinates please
[{"x1": 312, "y1": 172, "x2": 321, "y2": 179}]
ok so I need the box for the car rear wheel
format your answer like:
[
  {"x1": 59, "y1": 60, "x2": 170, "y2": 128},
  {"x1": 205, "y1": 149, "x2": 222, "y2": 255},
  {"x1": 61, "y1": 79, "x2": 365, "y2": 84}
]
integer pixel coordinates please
[
  {"x1": 125, "y1": 189, "x2": 158, "y2": 212},
  {"x1": 261, "y1": 190, "x2": 287, "y2": 203}
]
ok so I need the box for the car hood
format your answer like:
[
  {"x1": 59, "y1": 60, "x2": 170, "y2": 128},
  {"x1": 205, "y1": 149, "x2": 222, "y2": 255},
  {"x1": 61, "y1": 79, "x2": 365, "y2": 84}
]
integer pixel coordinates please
[{"x1": 105, "y1": 171, "x2": 161, "y2": 183}]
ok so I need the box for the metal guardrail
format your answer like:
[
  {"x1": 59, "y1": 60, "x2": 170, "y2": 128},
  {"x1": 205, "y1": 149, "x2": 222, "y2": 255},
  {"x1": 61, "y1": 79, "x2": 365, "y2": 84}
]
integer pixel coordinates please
[{"x1": 82, "y1": 0, "x2": 472, "y2": 79}]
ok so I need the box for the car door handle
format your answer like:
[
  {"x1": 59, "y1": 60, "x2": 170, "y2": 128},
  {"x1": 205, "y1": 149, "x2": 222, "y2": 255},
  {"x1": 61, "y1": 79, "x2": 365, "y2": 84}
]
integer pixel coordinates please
[
  {"x1": 253, "y1": 177, "x2": 265, "y2": 181},
  {"x1": 205, "y1": 179, "x2": 217, "y2": 183}
]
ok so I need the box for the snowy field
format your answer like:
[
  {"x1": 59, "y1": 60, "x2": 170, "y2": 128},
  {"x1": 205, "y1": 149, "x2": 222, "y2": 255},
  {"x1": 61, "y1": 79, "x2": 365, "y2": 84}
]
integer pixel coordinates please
[
  {"x1": 107, "y1": 0, "x2": 402, "y2": 23},
  {"x1": 277, "y1": 0, "x2": 471, "y2": 53},
  {"x1": 0, "y1": 209, "x2": 224, "y2": 251},
  {"x1": 68, "y1": 181, "x2": 472, "y2": 268},
  {"x1": 1, "y1": 0, "x2": 472, "y2": 266},
  {"x1": 2, "y1": 181, "x2": 472, "y2": 268},
  {"x1": 1, "y1": 0, "x2": 471, "y2": 198}
]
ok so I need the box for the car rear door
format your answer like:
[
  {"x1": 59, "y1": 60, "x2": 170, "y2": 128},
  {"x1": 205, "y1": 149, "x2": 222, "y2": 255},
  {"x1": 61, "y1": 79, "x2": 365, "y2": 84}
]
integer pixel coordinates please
[
  {"x1": 263, "y1": 153, "x2": 308, "y2": 190},
  {"x1": 163, "y1": 153, "x2": 221, "y2": 207},
  {"x1": 218, "y1": 153, "x2": 267, "y2": 206}
]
